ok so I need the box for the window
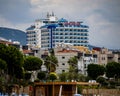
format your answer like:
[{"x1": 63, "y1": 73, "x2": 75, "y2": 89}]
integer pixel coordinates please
[
  {"x1": 65, "y1": 37, "x2": 68, "y2": 39},
  {"x1": 74, "y1": 33, "x2": 76, "y2": 35},
  {"x1": 62, "y1": 56, "x2": 65, "y2": 59},
  {"x1": 60, "y1": 29, "x2": 63, "y2": 31},
  {"x1": 84, "y1": 64, "x2": 87, "y2": 68},
  {"x1": 56, "y1": 29, "x2": 58, "y2": 31},
  {"x1": 65, "y1": 41, "x2": 68, "y2": 43},
  {"x1": 56, "y1": 33, "x2": 58, "y2": 35},
  {"x1": 78, "y1": 37, "x2": 80, "y2": 39},
  {"x1": 74, "y1": 37, "x2": 76, "y2": 39},
  {"x1": 62, "y1": 70, "x2": 65, "y2": 72},
  {"x1": 60, "y1": 33, "x2": 63, "y2": 35},
  {"x1": 60, "y1": 37, "x2": 63, "y2": 39},
  {"x1": 65, "y1": 33, "x2": 68, "y2": 35},
  {"x1": 81, "y1": 29, "x2": 83, "y2": 32},
  {"x1": 74, "y1": 41, "x2": 76, "y2": 43},
  {"x1": 102, "y1": 57, "x2": 105, "y2": 60},
  {"x1": 84, "y1": 33, "x2": 87, "y2": 36},
  {"x1": 84, "y1": 37, "x2": 87, "y2": 39},
  {"x1": 74, "y1": 29, "x2": 76, "y2": 31},
  {"x1": 62, "y1": 63, "x2": 65, "y2": 65},
  {"x1": 56, "y1": 37, "x2": 59, "y2": 39},
  {"x1": 65, "y1": 29, "x2": 68, "y2": 31}
]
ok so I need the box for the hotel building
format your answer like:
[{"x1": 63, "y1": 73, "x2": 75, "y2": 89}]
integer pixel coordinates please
[{"x1": 26, "y1": 13, "x2": 89, "y2": 49}]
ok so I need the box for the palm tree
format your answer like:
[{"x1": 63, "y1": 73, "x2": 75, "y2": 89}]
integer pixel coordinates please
[
  {"x1": 68, "y1": 56, "x2": 78, "y2": 67},
  {"x1": 44, "y1": 55, "x2": 58, "y2": 72},
  {"x1": 68, "y1": 56, "x2": 78, "y2": 71},
  {"x1": 67, "y1": 56, "x2": 78, "y2": 81}
]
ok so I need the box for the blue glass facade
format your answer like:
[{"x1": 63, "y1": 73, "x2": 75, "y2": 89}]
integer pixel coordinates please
[{"x1": 41, "y1": 20, "x2": 89, "y2": 49}]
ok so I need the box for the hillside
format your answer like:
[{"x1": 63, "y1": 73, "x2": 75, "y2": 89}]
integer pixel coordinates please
[{"x1": 0, "y1": 27, "x2": 26, "y2": 45}]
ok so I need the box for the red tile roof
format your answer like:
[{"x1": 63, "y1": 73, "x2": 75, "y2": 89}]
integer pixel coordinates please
[
  {"x1": 22, "y1": 49, "x2": 32, "y2": 54},
  {"x1": 57, "y1": 49, "x2": 78, "y2": 53}
]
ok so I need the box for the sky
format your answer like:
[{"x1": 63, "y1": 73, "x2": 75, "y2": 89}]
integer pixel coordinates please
[{"x1": 0, "y1": 0, "x2": 120, "y2": 49}]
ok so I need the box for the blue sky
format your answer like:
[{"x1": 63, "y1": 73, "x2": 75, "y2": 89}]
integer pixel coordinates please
[{"x1": 0, "y1": 0, "x2": 120, "y2": 49}]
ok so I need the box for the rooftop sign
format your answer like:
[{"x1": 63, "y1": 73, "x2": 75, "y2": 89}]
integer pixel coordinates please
[{"x1": 64, "y1": 22, "x2": 81, "y2": 26}]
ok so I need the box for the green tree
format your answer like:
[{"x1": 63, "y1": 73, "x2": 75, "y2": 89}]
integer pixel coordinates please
[
  {"x1": 67, "y1": 66, "x2": 78, "y2": 81},
  {"x1": 68, "y1": 56, "x2": 78, "y2": 73},
  {"x1": 19, "y1": 72, "x2": 32, "y2": 93},
  {"x1": 0, "y1": 59, "x2": 7, "y2": 92},
  {"x1": 24, "y1": 56, "x2": 43, "y2": 71},
  {"x1": 24, "y1": 72, "x2": 31, "y2": 80},
  {"x1": 67, "y1": 57, "x2": 78, "y2": 81},
  {"x1": 0, "y1": 58, "x2": 7, "y2": 75},
  {"x1": 44, "y1": 55, "x2": 58, "y2": 72},
  {"x1": 49, "y1": 72, "x2": 57, "y2": 81},
  {"x1": 59, "y1": 72, "x2": 67, "y2": 82},
  {"x1": 14, "y1": 67, "x2": 24, "y2": 79},
  {"x1": 96, "y1": 76, "x2": 108, "y2": 87},
  {"x1": 87, "y1": 64, "x2": 105, "y2": 80},
  {"x1": 68, "y1": 56, "x2": 78, "y2": 68},
  {"x1": 77, "y1": 74, "x2": 87, "y2": 82},
  {"x1": 37, "y1": 72, "x2": 46, "y2": 81},
  {"x1": 0, "y1": 58, "x2": 7, "y2": 69},
  {"x1": 0, "y1": 44, "x2": 24, "y2": 80},
  {"x1": 106, "y1": 62, "x2": 120, "y2": 78}
]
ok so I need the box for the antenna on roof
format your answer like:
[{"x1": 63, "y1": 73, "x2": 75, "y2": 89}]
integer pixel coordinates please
[
  {"x1": 47, "y1": 12, "x2": 49, "y2": 18},
  {"x1": 52, "y1": 12, "x2": 54, "y2": 16}
]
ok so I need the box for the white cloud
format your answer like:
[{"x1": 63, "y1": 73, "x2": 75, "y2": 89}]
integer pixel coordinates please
[
  {"x1": 0, "y1": 15, "x2": 14, "y2": 28},
  {"x1": 0, "y1": 15, "x2": 31, "y2": 31},
  {"x1": 15, "y1": 23, "x2": 32, "y2": 32},
  {"x1": 86, "y1": 12, "x2": 120, "y2": 48}
]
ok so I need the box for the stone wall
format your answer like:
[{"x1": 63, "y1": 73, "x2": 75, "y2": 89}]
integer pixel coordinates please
[{"x1": 82, "y1": 89, "x2": 120, "y2": 96}]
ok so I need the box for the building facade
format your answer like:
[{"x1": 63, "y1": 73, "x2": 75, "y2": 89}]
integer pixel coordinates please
[
  {"x1": 55, "y1": 49, "x2": 78, "y2": 74},
  {"x1": 54, "y1": 43, "x2": 98, "y2": 75},
  {"x1": 26, "y1": 13, "x2": 89, "y2": 49},
  {"x1": 53, "y1": 43, "x2": 120, "y2": 75}
]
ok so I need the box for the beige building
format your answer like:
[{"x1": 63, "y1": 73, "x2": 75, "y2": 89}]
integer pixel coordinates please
[
  {"x1": 54, "y1": 43, "x2": 120, "y2": 75},
  {"x1": 93, "y1": 47, "x2": 120, "y2": 65},
  {"x1": 55, "y1": 49, "x2": 78, "y2": 73},
  {"x1": 54, "y1": 43, "x2": 99, "y2": 75}
]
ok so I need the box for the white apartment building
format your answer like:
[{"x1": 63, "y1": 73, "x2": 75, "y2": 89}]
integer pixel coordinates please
[
  {"x1": 26, "y1": 13, "x2": 89, "y2": 49},
  {"x1": 26, "y1": 12, "x2": 58, "y2": 48}
]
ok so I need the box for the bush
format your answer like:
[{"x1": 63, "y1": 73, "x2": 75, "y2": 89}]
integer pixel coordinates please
[
  {"x1": 37, "y1": 72, "x2": 46, "y2": 81},
  {"x1": 77, "y1": 85, "x2": 83, "y2": 94},
  {"x1": 96, "y1": 76, "x2": 108, "y2": 87},
  {"x1": 24, "y1": 72, "x2": 31, "y2": 80},
  {"x1": 96, "y1": 76, "x2": 106, "y2": 84},
  {"x1": 59, "y1": 72, "x2": 67, "y2": 82},
  {"x1": 49, "y1": 72, "x2": 57, "y2": 81}
]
